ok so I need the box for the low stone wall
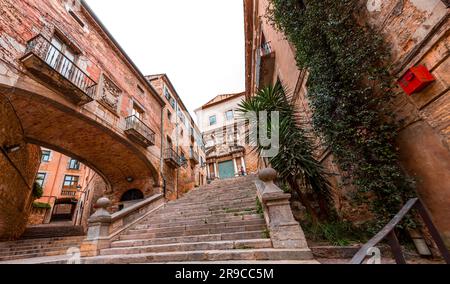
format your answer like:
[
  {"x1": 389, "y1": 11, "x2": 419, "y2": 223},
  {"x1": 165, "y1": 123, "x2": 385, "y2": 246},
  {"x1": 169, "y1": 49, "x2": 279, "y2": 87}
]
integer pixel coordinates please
[
  {"x1": 80, "y1": 193, "x2": 165, "y2": 256},
  {"x1": 27, "y1": 207, "x2": 49, "y2": 225}
]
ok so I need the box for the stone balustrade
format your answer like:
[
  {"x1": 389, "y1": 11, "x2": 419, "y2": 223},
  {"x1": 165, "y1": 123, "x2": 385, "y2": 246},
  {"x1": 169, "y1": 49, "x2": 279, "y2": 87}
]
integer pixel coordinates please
[
  {"x1": 81, "y1": 194, "x2": 165, "y2": 256},
  {"x1": 255, "y1": 168, "x2": 310, "y2": 249}
]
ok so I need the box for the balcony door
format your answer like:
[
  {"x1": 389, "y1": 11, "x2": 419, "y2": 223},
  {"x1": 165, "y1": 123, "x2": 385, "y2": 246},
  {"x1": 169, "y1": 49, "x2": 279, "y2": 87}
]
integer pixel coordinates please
[{"x1": 46, "y1": 36, "x2": 77, "y2": 80}]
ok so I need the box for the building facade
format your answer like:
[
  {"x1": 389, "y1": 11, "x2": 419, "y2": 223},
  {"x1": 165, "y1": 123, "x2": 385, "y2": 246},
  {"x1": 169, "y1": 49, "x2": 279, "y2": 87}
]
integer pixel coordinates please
[
  {"x1": 244, "y1": 0, "x2": 450, "y2": 244},
  {"x1": 147, "y1": 74, "x2": 207, "y2": 200},
  {"x1": 195, "y1": 92, "x2": 259, "y2": 180},
  {"x1": 28, "y1": 148, "x2": 97, "y2": 229},
  {"x1": 0, "y1": 0, "x2": 168, "y2": 239}
]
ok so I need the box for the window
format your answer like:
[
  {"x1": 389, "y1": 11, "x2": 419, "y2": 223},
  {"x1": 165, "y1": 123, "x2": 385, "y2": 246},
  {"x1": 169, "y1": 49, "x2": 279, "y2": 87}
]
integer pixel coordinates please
[
  {"x1": 137, "y1": 85, "x2": 145, "y2": 97},
  {"x1": 178, "y1": 109, "x2": 185, "y2": 124},
  {"x1": 41, "y1": 150, "x2": 51, "y2": 162},
  {"x1": 132, "y1": 103, "x2": 144, "y2": 119},
  {"x1": 167, "y1": 110, "x2": 172, "y2": 121},
  {"x1": 47, "y1": 35, "x2": 77, "y2": 77},
  {"x1": 164, "y1": 87, "x2": 171, "y2": 101},
  {"x1": 68, "y1": 159, "x2": 80, "y2": 170},
  {"x1": 209, "y1": 115, "x2": 217, "y2": 126},
  {"x1": 226, "y1": 110, "x2": 234, "y2": 121},
  {"x1": 63, "y1": 175, "x2": 79, "y2": 188},
  {"x1": 170, "y1": 97, "x2": 176, "y2": 109},
  {"x1": 68, "y1": 9, "x2": 85, "y2": 28},
  {"x1": 36, "y1": 173, "x2": 46, "y2": 187}
]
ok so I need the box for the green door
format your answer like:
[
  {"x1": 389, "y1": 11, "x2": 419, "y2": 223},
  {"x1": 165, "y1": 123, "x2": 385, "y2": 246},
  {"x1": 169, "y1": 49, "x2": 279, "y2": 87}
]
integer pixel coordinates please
[{"x1": 218, "y1": 160, "x2": 235, "y2": 179}]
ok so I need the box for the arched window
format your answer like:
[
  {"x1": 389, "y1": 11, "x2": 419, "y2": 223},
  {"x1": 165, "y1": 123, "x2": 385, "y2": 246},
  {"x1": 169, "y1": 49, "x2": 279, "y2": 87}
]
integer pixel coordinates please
[{"x1": 120, "y1": 189, "x2": 144, "y2": 202}]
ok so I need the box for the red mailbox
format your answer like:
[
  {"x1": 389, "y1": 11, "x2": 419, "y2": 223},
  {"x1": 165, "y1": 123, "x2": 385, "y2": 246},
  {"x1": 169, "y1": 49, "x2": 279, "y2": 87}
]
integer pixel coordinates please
[{"x1": 398, "y1": 65, "x2": 435, "y2": 96}]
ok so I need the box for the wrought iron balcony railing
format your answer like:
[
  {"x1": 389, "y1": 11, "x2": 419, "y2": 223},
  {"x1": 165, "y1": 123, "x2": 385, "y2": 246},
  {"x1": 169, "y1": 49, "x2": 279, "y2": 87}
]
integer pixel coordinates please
[
  {"x1": 125, "y1": 115, "x2": 156, "y2": 147},
  {"x1": 21, "y1": 34, "x2": 97, "y2": 104},
  {"x1": 164, "y1": 148, "x2": 181, "y2": 168},
  {"x1": 61, "y1": 188, "x2": 77, "y2": 197}
]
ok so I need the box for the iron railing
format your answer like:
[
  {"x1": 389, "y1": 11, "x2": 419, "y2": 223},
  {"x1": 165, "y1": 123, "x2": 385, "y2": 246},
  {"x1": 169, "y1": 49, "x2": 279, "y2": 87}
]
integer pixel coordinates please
[
  {"x1": 164, "y1": 148, "x2": 181, "y2": 166},
  {"x1": 125, "y1": 115, "x2": 156, "y2": 145},
  {"x1": 23, "y1": 34, "x2": 97, "y2": 97},
  {"x1": 351, "y1": 198, "x2": 450, "y2": 264},
  {"x1": 61, "y1": 188, "x2": 77, "y2": 197}
]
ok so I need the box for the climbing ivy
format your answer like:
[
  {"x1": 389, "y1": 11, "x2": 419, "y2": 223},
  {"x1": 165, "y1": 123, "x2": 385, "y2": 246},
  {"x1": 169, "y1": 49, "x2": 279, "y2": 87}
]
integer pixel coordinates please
[{"x1": 267, "y1": 0, "x2": 415, "y2": 231}]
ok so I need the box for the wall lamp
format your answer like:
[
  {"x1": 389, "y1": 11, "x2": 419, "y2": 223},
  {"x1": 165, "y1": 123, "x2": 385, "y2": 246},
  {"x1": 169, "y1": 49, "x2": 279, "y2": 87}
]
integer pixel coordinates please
[
  {"x1": 126, "y1": 177, "x2": 134, "y2": 183},
  {"x1": 3, "y1": 144, "x2": 21, "y2": 153}
]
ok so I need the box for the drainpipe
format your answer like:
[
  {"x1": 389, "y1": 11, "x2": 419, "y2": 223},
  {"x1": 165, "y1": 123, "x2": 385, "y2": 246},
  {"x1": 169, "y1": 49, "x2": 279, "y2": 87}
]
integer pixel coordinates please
[{"x1": 160, "y1": 105, "x2": 165, "y2": 196}]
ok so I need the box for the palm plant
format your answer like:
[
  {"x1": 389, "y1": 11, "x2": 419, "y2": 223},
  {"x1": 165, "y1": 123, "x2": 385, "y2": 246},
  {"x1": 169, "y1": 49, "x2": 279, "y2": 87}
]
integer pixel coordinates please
[{"x1": 237, "y1": 82, "x2": 333, "y2": 223}]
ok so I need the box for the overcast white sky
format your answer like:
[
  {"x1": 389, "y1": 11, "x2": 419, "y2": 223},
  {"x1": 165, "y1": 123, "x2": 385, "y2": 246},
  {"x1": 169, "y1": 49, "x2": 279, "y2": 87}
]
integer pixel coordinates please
[{"x1": 84, "y1": 0, "x2": 246, "y2": 118}]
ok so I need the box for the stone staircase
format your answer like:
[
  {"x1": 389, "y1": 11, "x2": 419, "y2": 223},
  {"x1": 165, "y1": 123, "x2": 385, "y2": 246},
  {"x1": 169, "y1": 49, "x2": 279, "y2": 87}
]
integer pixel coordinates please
[
  {"x1": 0, "y1": 175, "x2": 316, "y2": 264},
  {"x1": 0, "y1": 236, "x2": 84, "y2": 262},
  {"x1": 80, "y1": 175, "x2": 314, "y2": 264}
]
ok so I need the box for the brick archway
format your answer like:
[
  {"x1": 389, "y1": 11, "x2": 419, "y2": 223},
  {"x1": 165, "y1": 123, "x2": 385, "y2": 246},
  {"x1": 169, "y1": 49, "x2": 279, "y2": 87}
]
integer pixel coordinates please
[{"x1": 1, "y1": 84, "x2": 160, "y2": 195}]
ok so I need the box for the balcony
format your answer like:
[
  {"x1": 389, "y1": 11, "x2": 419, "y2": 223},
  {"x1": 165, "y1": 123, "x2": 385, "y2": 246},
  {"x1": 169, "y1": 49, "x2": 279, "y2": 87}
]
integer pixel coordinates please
[
  {"x1": 189, "y1": 149, "x2": 199, "y2": 165},
  {"x1": 124, "y1": 115, "x2": 156, "y2": 148},
  {"x1": 20, "y1": 34, "x2": 97, "y2": 106},
  {"x1": 189, "y1": 127, "x2": 195, "y2": 143},
  {"x1": 164, "y1": 148, "x2": 181, "y2": 168},
  {"x1": 258, "y1": 41, "x2": 276, "y2": 89}
]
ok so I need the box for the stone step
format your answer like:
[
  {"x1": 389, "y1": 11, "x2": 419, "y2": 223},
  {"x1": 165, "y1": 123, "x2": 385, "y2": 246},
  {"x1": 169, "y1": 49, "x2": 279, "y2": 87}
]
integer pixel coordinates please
[
  {"x1": 0, "y1": 249, "x2": 71, "y2": 262},
  {"x1": 20, "y1": 225, "x2": 84, "y2": 240},
  {"x1": 120, "y1": 224, "x2": 266, "y2": 240},
  {"x1": 0, "y1": 236, "x2": 84, "y2": 248},
  {"x1": 151, "y1": 207, "x2": 257, "y2": 219},
  {"x1": 144, "y1": 208, "x2": 258, "y2": 220},
  {"x1": 0, "y1": 240, "x2": 82, "y2": 254},
  {"x1": 143, "y1": 210, "x2": 258, "y2": 223},
  {"x1": 101, "y1": 239, "x2": 272, "y2": 256},
  {"x1": 127, "y1": 219, "x2": 266, "y2": 235},
  {"x1": 134, "y1": 214, "x2": 263, "y2": 230},
  {"x1": 82, "y1": 248, "x2": 313, "y2": 264},
  {"x1": 163, "y1": 197, "x2": 256, "y2": 210},
  {"x1": 112, "y1": 231, "x2": 267, "y2": 248}
]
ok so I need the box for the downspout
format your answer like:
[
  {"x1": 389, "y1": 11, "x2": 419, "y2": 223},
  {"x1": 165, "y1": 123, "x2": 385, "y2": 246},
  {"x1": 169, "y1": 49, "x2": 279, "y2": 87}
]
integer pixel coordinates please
[{"x1": 160, "y1": 105, "x2": 165, "y2": 198}]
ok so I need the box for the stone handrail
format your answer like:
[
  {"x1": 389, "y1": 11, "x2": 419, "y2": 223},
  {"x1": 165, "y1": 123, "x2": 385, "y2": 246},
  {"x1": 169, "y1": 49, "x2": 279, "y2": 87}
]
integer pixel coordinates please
[
  {"x1": 255, "y1": 168, "x2": 310, "y2": 250},
  {"x1": 81, "y1": 193, "x2": 165, "y2": 256}
]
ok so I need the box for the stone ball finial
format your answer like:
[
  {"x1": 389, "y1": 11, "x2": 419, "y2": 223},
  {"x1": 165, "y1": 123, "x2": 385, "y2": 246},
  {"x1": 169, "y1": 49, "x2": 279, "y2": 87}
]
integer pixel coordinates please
[
  {"x1": 96, "y1": 197, "x2": 111, "y2": 209},
  {"x1": 259, "y1": 167, "x2": 277, "y2": 182}
]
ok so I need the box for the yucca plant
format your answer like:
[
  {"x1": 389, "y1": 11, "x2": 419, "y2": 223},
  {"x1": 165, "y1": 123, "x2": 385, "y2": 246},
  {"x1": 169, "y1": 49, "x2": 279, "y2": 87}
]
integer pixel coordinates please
[{"x1": 237, "y1": 82, "x2": 333, "y2": 223}]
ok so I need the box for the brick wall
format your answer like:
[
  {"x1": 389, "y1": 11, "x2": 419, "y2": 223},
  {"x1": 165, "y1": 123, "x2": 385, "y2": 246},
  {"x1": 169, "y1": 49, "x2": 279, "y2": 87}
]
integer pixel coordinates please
[{"x1": 0, "y1": 95, "x2": 41, "y2": 240}]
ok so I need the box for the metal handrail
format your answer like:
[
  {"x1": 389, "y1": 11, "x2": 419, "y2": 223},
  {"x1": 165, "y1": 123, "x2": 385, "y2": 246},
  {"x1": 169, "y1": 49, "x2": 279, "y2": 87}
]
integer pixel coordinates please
[
  {"x1": 350, "y1": 198, "x2": 450, "y2": 264},
  {"x1": 23, "y1": 34, "x2": 97, "y2": 97},
  {"x1": 125, "y1": 115, "x2": 156, "y2": 144}
]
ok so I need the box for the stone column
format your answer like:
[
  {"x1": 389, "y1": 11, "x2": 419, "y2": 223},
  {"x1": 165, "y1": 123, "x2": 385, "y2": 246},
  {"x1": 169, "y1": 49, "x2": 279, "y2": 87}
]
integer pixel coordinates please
[
  {"x1": 214, "y1": 162, "x2": 219, "y2": 179},
  {"x1": 241, "y1": 156, "x2": 247, "y2": 175},
  {"x1": 257, "y1": 168, "x2": 309, "y2": 249},
  {"x1": 233, "y1": 158, "x2": 239, "y2": 176},
  {"x1": 80, "y1": 197, "x2": 112, "y2": 257},
  {"x1": 206, "y1": 163, "x2": 210, "y2": 179}
]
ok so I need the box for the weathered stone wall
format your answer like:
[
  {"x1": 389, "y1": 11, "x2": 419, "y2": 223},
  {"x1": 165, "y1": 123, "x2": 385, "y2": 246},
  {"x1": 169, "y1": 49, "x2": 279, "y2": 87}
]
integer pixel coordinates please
[
  {"x1": 0, "y1": 95, "x2": 41, "y2": 240},
  {"x1": 149, "y1": 75, "x2": 206, "y2": 200},
  {"x1": 28, "y1": 207, "x2": 48, "y2": 226},
  {"x1": 360, "y1": 0, "x2": 450, "y2": 245},
  {"x1": 247, "y1": 0, "x2": 450, "y2": 243},
  {"x1": 0, "y1": 0, "x2": 165, "y2": 218}
]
